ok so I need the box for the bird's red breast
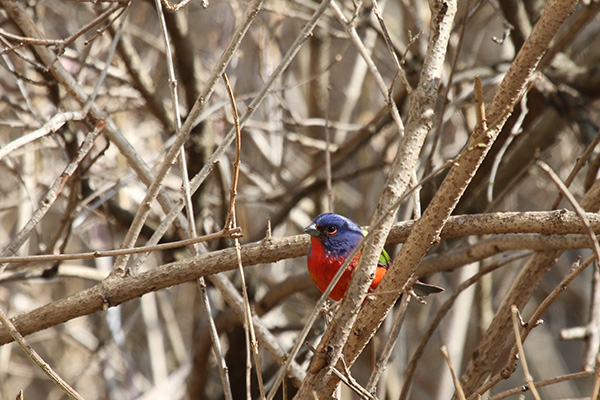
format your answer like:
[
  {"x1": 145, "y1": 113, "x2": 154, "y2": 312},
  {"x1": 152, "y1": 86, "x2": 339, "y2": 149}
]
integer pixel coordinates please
[{"x1": 307, "y1": 236, "x2": 386, "y2": 301}]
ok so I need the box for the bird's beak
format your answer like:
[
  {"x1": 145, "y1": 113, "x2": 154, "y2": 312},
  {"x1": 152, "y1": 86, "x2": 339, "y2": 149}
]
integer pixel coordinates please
[{"x1": 304, "y1": 223, "x2": 320, "y2": 237}]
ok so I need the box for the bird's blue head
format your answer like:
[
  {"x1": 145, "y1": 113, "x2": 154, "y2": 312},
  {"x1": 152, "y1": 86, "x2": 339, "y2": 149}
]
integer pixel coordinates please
[{"x1": 304, "y1": 213, "x2": 364, "y2": 257}]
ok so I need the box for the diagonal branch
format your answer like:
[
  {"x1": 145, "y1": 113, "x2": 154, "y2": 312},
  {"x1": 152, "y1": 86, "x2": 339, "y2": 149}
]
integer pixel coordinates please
[
  {"x1": 297, "y1": 1, "x2": 457, "y2": 397},
  {"x1": 333, "y1": 0, "x2": 580, "y2": 398}
]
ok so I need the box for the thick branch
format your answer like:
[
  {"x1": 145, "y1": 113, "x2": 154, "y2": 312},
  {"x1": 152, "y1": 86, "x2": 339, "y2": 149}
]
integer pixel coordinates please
[
  {"x1": 1, "y1": 210, "x2": 599, "y2": 346},
  {"x1": 334, "y1": 0, "x2": 579, "y2": 397},
  {"x1": 295, "y1": 1, "x2": 457, "y2": 397}
]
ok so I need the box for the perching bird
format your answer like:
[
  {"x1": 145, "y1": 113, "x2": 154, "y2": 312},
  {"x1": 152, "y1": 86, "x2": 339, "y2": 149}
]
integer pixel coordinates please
[{"x1": 304, "y1": 213, "x2": 443, "y2": 301}]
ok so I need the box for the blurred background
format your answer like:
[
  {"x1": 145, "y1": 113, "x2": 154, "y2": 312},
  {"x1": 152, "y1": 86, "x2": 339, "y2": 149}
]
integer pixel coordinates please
[{"x1": 1, "y1": 0, "x2": 600, "y2": 398}]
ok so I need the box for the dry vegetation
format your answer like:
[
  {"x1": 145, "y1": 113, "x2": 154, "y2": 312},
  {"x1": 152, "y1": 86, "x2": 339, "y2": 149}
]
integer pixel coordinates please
[{"x1": 1, "y1": 0, "x2": 600, "y2": 399}]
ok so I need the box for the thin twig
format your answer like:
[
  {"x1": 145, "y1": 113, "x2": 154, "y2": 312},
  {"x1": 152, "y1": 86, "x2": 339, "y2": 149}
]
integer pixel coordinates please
[
  {"x1": 265, "y1": 215, "x2": 272, "y2": 241},
  {"x1": 0, "y1": 227, "x2": 241, "y2": 265},
  {"x1": 153, "y1": 0, "x2": 195, "y2": 239},
  {"x1": 0, "y1": 119, "x2": 106, "y2": 275},
  {"x1": 223, "y1": 73, "x2": 242, "y2": 230},
  {"x1": 0, "y1": 265, "x2": 108, "y2": 283},
  {"x1": 209, "y1": 274, "x2": 306, "y2": 385},
  {"x1": 0, "y1": 27, "x2": 64, "y2": 46},
  {"x1": 197, "y1": 278, "x2": 234, "y2": 400},
  {"x1": 0, "y1": 111, "x2": 87, "y2": 161},
  {"x1": 329, "y1": 358, "x2": 376, "y2": 400},
  {"x1": 365, "y1": 293, "x2": 410, "y2": 393},
  {"x1": 45, "y1": 3, "x2": 127, "y2": 70},
  {"x1": 551, "y1": 128, "x2": 600, "y2": 209},
  {"x1": 537, "y1": 160, "x2": 600, "y2": 264},
  {"x1": 83, "y1": 5, "x2": 130, "y2": 112},
  {"x1": 1, "y1": 46, "x2": 41, "y2": 122},
  {"x1": 330, "y1": 0, "x2": 405, "y2": 136},
  {"x1": 470, "y1": 255, "x2": 595, "y2": 399},
  {"x1": 511, "y1": 305, "x2": 541, "y2": 400},
  {"x1": 82, "y1": 5, "x2": 130, "y2": 47},
  {"x1": 473, "y1": 75, "x2": 486, "y2": 130},
  {"x1": 222, "y1": 71, "x2": 266, "y2": 398},
  {"x1": 371, "y1": 0, "x2": 412, "y2": 94},
  {"x1": 0, "y1": 307, "x2": 85, "y2": 400},
  {"x1": 488, "y1": 370, "x2": 595, "y2": 400},
  {"x1": 544, "y1": 171, "x2": 600, "y2": 368},
  {"x1": 441, "y1": 345, "x2": 466, "y2": 400}
]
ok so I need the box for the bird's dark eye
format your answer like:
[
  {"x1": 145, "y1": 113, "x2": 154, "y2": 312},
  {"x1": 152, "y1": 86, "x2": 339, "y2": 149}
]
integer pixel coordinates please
[{"x1": 325, "y1": 225, "x2": 337, "y2": 235}]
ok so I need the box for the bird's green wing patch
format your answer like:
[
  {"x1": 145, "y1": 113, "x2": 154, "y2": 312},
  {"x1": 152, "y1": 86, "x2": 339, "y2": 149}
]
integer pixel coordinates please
[{"x1": 363, "y1": 229, "x2": 391, "y2": 268}]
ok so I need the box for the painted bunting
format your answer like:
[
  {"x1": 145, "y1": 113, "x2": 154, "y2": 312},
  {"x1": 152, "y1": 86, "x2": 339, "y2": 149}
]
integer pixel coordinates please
[{"x1": 304, "y1": 213, "x2": 443, "y2": 301}]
